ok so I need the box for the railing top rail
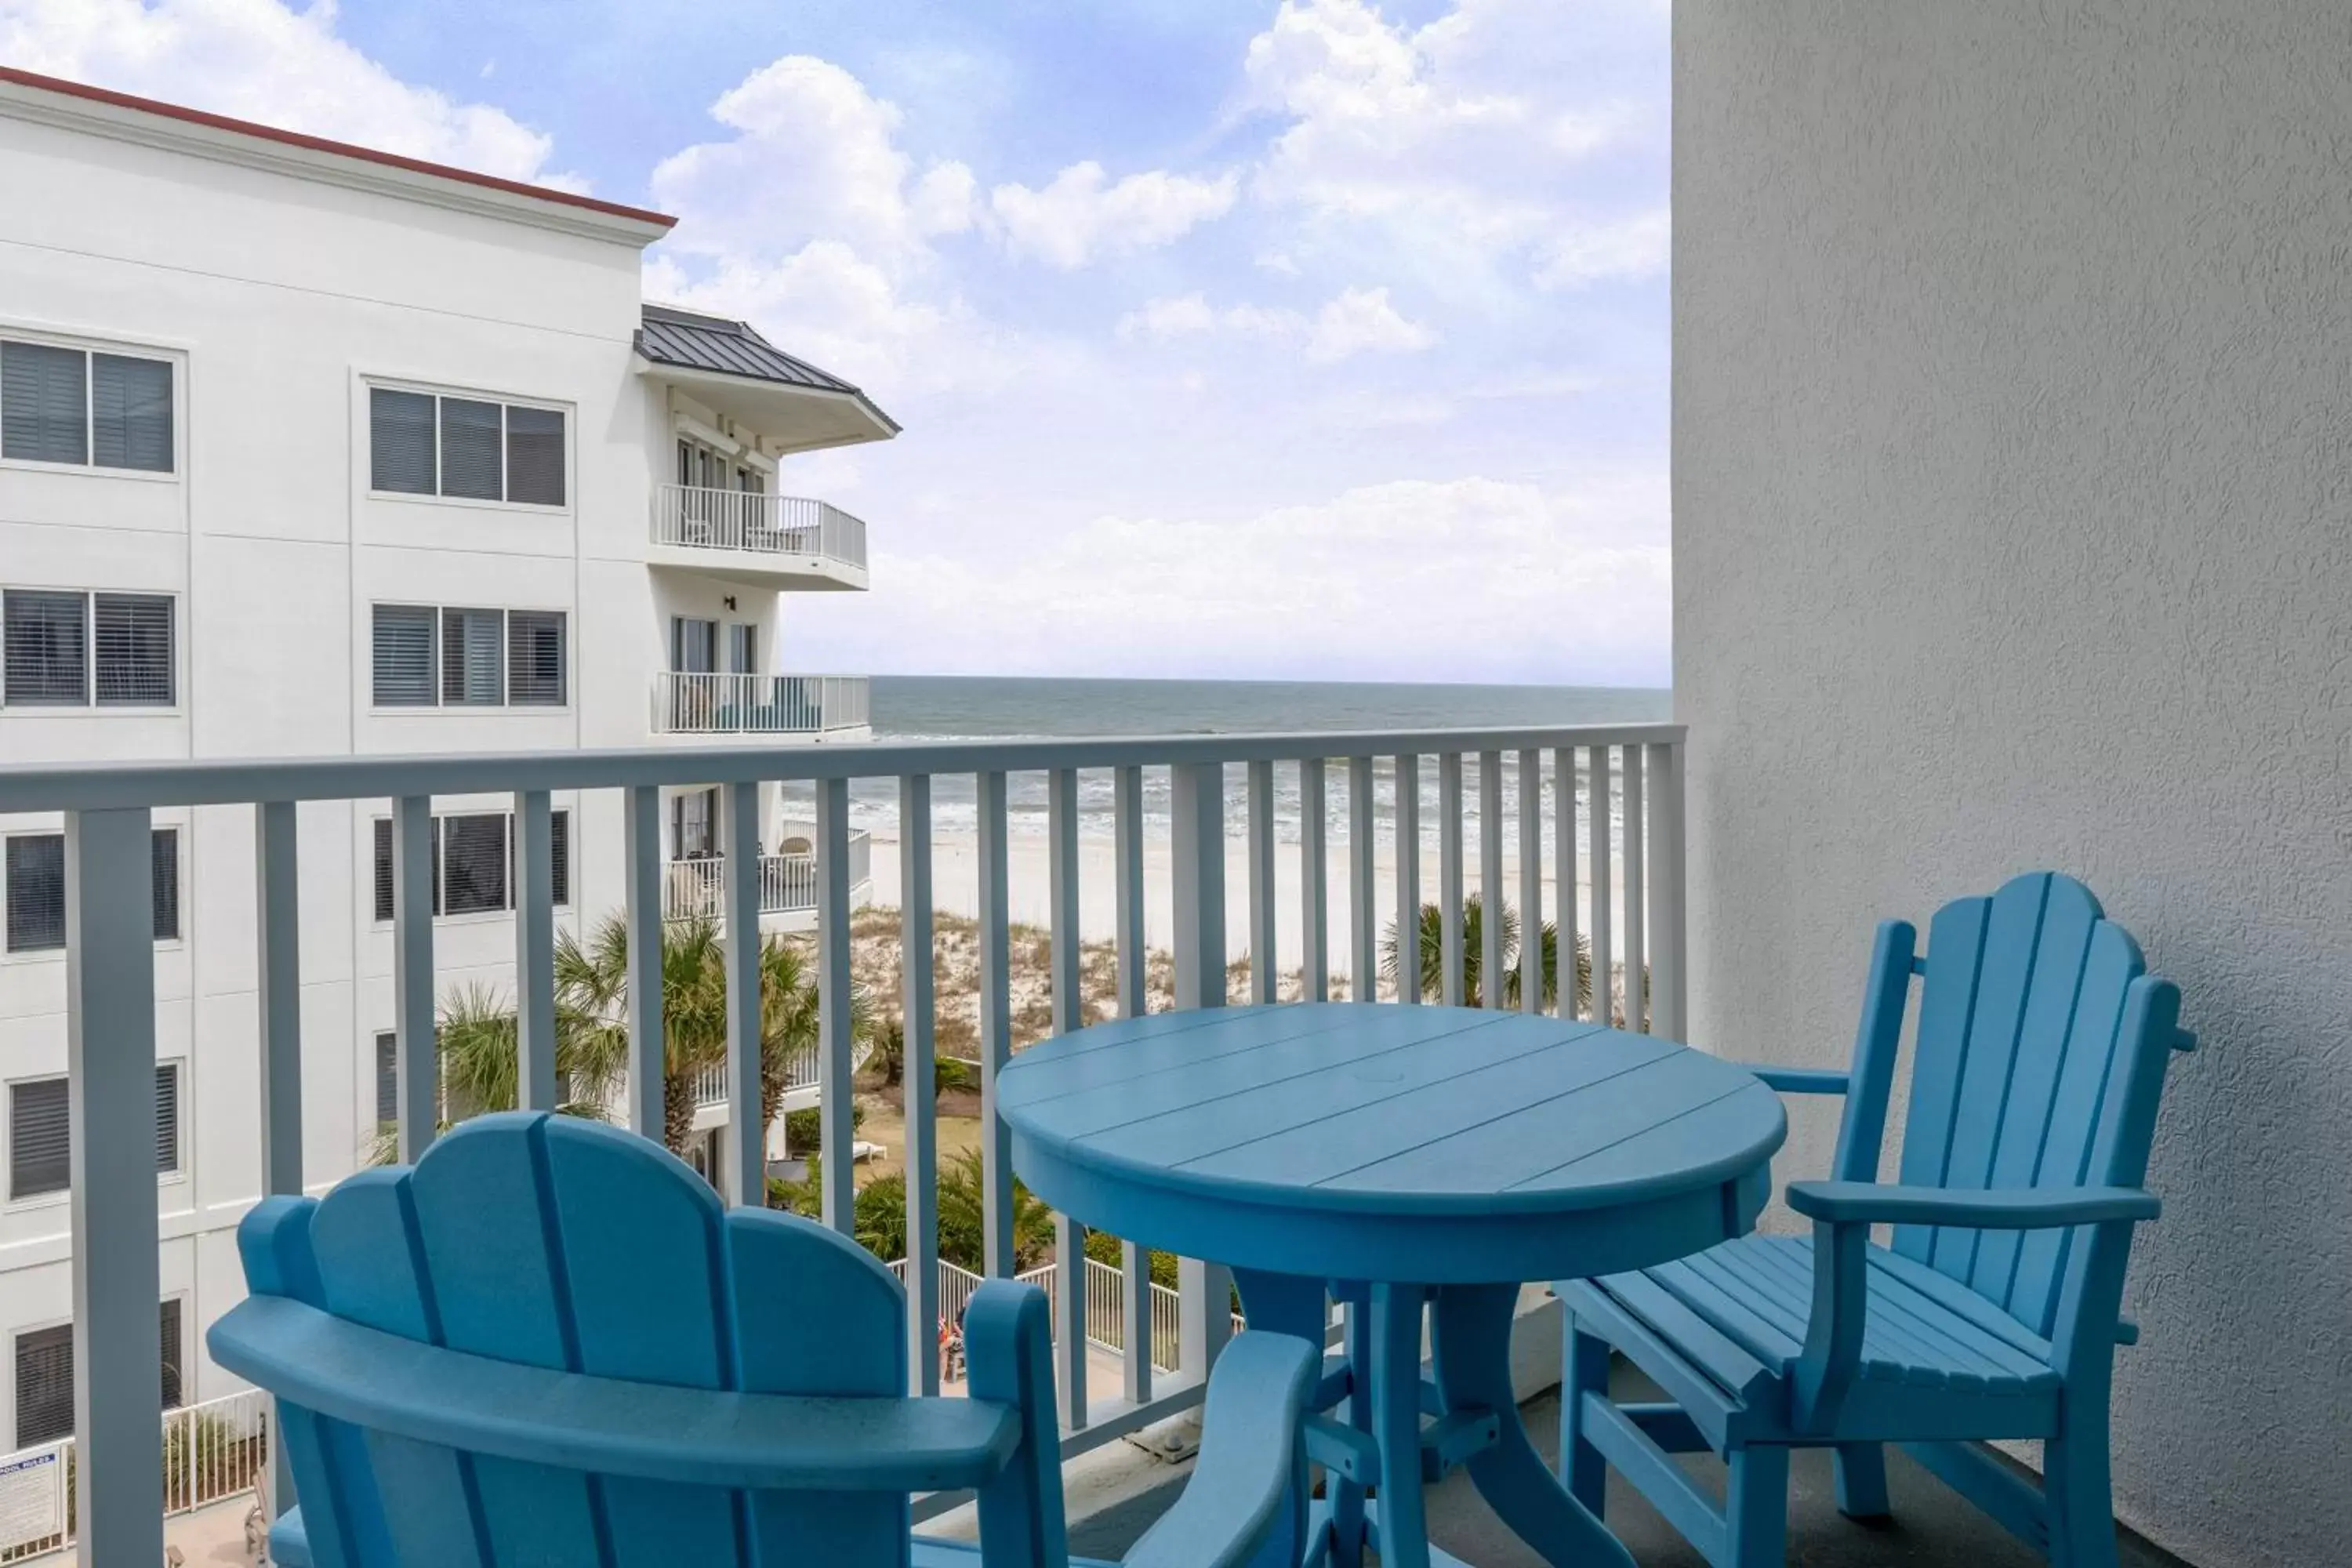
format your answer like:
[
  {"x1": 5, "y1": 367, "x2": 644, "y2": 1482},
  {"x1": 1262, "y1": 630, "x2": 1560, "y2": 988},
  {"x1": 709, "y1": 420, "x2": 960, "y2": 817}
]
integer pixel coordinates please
[{"x1": 0, "y1": 722, "x2": 1686, "y2": 812}]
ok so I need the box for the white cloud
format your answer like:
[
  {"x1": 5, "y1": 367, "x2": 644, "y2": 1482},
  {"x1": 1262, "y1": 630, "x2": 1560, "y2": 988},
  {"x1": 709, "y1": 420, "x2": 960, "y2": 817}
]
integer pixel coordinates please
[
  {"x1": 651, "y1": 56, "x2": 977, "y2": 266},
  {"x1": 1116, "y1": 285, "x2": 1434, "y2": 364},
  {"x1": 0, "y1": 0, "x2": 577, "y2": 187},
  {"x1": 848, "y1": 474, "x2": 1670, "y2": 682},
  {"x1": 1537, "y1": 208, "x2": 1668, "y2": 289},
  {"x1": 1237, "y1": 0, "x2": 1663, "y2": 290},
  {"x1": 990, "y1": 162, "x2": 1238, "y2": 270},
  {"x1": 1305, "y1": 285, "x2": 1435, "y2": 361}
]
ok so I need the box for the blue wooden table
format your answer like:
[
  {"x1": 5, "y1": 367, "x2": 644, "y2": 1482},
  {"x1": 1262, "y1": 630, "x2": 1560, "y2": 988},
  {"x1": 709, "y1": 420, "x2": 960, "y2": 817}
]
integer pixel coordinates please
[{"x1": 1000, "y1": 1002, "x2": 1785, "y2": 1568}]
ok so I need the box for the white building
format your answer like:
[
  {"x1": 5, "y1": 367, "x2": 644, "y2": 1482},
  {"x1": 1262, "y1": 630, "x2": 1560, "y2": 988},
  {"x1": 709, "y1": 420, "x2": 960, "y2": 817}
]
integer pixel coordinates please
[{"x1": 0, "y1": 70, "x2": 890, "y2": 1450}]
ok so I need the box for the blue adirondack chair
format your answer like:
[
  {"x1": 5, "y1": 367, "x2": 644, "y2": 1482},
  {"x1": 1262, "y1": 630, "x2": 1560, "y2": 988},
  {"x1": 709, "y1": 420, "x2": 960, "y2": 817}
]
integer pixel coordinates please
[
  {"x1": 208, "y1": 1111, "x2": 1316, "y2": 1567},
  {"x1": 1558, "y1": 872, "x2": 2194, "y2": 1568}
]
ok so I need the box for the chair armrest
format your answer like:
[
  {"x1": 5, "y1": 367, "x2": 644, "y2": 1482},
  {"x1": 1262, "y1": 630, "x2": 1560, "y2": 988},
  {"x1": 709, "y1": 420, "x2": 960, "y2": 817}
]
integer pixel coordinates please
[
  {"x1": 209, "y1": 1294, "x2": 1022, "y2": 1492},
  {"x1": 1786, "y1": 1181, "x2": 2160, "y2": 1229},
  {"x1": 1122, "y1": 1332, "x2": 1319, "y2": 1568},
  {"x1": 1727, "y1": 1065, "x2": 1852, "y2": 1095}
]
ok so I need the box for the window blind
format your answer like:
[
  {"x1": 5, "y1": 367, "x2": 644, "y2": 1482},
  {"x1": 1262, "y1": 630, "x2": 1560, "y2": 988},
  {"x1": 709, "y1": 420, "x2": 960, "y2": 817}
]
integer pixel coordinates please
[
  {"x1": 93, "y1": 593, "x2": 174, "y2": 706},
  {"x1": 151, "y1": 827, "x2": 180, "y2": 942},
  {"x1": 154, "y1": 1063, "x2": 180, "y2": 1174},
  {"x1": 8, "y1": 1078, "x2": 69, "y2": 1200},
  {"x1": 371, "y1": 604, "x2": 437, "y2": 706},
  {"x1": 438, "y1": 397, "x2": 503, "y2": 501},
  {"x1": 3, "y1": 590, "x2": 89, "y2": 706},
  {"x1": 159, "y1": 1299, "x2": 183, "y2": 1411},
  {"x1": 551, "y1": 809, "x2": 572, "y2": 907},
  {"x1": 0, "y1": 342, "x2": 88, "y2": 466},
  {"x1": 376, "y1": 1032, "x2": 398, "y2": 1124},
  {"x1": 505, "y1": 406, "x2": 565, "y2": 506},
  {"x1": 5, "y1": 835, "x2": 65, "y2": 953},
  {"x1": 372, "y1": 818, "x2": 394, "y2": 923},
  {"x1": 369, "y1": 388, "x2": 437, "y2": 494},
  {"x1": 13, "y1": 1323, "x2": 72, "y2": 1447},
  {"x1": 91, "y1": 354, "x2": 172, "y2": 472},
  {"x1": 506, "y1": 611, "x2": 566, "y2": 706},
  {"x1": 441, "y1": 608, "x2": 504, "y2": 706},
  {"x1": 440, "y1": 813, "x2": 509, "y2": 915}
]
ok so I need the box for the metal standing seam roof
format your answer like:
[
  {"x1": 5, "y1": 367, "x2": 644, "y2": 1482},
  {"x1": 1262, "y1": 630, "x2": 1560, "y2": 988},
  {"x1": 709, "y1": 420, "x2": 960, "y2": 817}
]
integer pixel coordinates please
[{"x1": 636, "y1": 306, "x2": 898, "y2": 436}]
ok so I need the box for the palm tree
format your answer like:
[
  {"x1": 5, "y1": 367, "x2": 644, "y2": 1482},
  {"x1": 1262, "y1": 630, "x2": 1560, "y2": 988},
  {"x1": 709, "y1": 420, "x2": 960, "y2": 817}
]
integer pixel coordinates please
[
  {"x1": 367, "y1": 982, "x2": 625, "y2": 1163},
  {"x1": 1381, "y1": 894, "x2": 1592, "y2": 1014}
]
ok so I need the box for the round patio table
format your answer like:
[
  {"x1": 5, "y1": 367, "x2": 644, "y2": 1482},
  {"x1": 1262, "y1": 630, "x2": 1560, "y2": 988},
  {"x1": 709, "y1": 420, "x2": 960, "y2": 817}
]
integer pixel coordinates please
[{"x1": 999, "y1": 1001, "x2": 1784, "y2": 1568}]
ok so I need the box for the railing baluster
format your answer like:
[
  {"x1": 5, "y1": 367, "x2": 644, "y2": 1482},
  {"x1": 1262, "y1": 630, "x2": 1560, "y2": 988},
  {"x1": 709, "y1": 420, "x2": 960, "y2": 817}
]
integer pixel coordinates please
[
  {"x1": 514, "y1": 788, "x2": 558, "y2": 1112},
  {"x1": 1555, "y1": 748, "x2": 1581, "y2": 1020},
  {"x1": 254, "y1": 798, "x2": 303, "y2": 1520},
  {"x1": 1169, "y1": 761, "x2": 1233, "y2": 1378},
  {"x1": 1348, "y1": 757, "x2": 1376, "y2": 1002},
  {"x1": 1478, "y1": 750, "x2": 1504, "y2": 1010},
  {"x1": 902, "y1": 775, "x2": 940, "y2": 1394},
  {"x1": 1517, "y1": 751, "x2": 1544, "y2": 1016},
  {"x1": 1394, "y1": 754, "x2": 1421, "y2": 1004},
  {"x1": 392, "y1": 795, "x2": 437, "y2": 1159},
  {"x1": 723, "y1": 779, "x2": 764, "y2": 1207},
  {"x1": 1300, "y1": 757, "x2": 1328, "y2": 1002},
  {"x1": 1247, "y1": 758, "x2": 1276, "y2": 1004},
  {"x1": 1622, "y1": 746, "x2": 1647, "y2": 1034},
  {"x1": 624, "y1": 786, "x2": 666, "y2": 1141},
  {"x1": 1047, "y1": 768, "x2": 1088, "y2": 1427},
  {"x1": 1646, "y1": 740, "x2": 1687, "y2": 1040},
  {"x1": 1439, "y1": 752, "x2": 1465, "y2": 1007},
  {"x1": 1114, "y1": 766, "x2": 1146, "y2": 1020},
  {"x1": 1588, "y1": 746, "x2": 1615, "y2": 1029},
  {"x1": 818, "y1": 777, "x2": 856, "y2": 1232},
  {"x1": 65, "y1": 806, "x2": 163, "y2": 1568},
  {"x1": 978, "y1": 771, "x2": 1015, "y2": 1278}
]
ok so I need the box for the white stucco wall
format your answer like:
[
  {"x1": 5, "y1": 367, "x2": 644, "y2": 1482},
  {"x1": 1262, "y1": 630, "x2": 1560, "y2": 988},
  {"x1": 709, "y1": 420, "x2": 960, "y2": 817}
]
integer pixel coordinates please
[{"x1": 1674, "y1": 5, "x2": 2352, "y2": 1566}]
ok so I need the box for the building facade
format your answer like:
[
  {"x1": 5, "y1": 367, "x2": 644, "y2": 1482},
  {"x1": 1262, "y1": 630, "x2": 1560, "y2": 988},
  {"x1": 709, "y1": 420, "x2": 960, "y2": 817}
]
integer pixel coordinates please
[{"x1": 0, "y1": 71, "x2": 890, "y2": 1448}]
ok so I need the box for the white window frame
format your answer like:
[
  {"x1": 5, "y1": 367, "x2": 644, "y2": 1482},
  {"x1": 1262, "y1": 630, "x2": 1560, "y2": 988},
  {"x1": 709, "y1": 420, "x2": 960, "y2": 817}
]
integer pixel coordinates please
[
  {"x1": 0, "y1": 325, "x2": 181, "y2": 481},
  {"x1": 3, "y1": 1058, "x2": 187, "y2": 1214},
  {"x1": 368, "y1": 804, "x2": 575, "y2": 927},
  {"x1": 367, "y1": 601, "x2": 571, "y2": 714},
  {"x1": 0, "y1": 586, "x2": 182, "y2": 713},
  {"x1": 0, "y1": 819, "x2": 187, "y2": 967},
  {"x1": 365, "y1": 377, "x2": 573, "y2": 513}
]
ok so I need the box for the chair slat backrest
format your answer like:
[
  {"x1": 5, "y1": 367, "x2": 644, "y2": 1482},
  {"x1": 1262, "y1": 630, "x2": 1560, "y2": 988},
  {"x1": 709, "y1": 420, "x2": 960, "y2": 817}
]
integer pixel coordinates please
[
  {"x1": 264, "y1": 1112, "x2": 911, "y2": 1568},
  {"x1": 1879, "y1": 873, "x2": 2180, "y2": 1338}
]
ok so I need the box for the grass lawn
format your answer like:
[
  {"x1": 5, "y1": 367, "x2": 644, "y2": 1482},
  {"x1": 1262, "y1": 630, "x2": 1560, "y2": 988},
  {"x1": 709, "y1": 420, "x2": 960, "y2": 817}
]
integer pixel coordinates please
[{"x1": 853, "y1": 1088, "x2": 984, "y2": 1187}]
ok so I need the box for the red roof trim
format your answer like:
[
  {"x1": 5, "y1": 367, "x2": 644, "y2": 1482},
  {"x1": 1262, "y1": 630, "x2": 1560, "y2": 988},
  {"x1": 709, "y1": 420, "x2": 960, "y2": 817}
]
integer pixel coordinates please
[{"x1": 0, "y1": 67, "x2": 676, "y2": 231}]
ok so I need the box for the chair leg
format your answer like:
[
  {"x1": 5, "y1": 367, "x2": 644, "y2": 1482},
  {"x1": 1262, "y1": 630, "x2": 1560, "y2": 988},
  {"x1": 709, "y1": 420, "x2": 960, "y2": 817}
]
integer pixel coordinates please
[
  {"x1": 1559, "y1": 1316, "x2": 1611, "y2": 1517},
  {"x1": 2045, "y1": 1436, "x2": 2120, "y2": 1568},
  {"x1": 1725, "y1": 1443, "x2": 1789, "y2": 1568},
  {"x1": 1834, "y1": 1443, "x2": 1891, "y2": 1520}
]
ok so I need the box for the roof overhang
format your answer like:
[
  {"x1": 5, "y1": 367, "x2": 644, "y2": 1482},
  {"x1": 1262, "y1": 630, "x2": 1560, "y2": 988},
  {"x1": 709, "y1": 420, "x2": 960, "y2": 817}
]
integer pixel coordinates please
[{"x1": 639, "y1": 358, "x2": 901, "y2": 454}]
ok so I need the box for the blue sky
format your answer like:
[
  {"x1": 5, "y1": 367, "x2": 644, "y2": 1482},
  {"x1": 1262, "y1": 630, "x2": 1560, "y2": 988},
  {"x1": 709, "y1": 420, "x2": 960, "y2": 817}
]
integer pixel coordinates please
[{"x1": 5, "y1": 0, "x2": 1671, "y2": 685}]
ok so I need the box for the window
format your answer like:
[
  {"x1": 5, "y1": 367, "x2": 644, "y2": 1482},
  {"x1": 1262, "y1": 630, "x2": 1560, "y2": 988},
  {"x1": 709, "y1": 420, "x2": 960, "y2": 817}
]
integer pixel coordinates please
[
  {"x1": 0, "y1": 339, "x2": 172, "y2": 474},
  {"x1": 151, "y1": 827, "x2": 180, "y2": 942},
  {"x1": 370, "y1": 605, "x2": 566, "y2": 709},
  {"x1": 671, "y1": 616, "x2": 717, "y2": 674},
  {"x1": 376, "y1": 1032, "x2": 397, "y2": 1125},
  {"x1": 369, "y1": 387, "x2": 566, "y2": 506},
  {"x1": 13, "y1": 1302, "x2": 183, "y2": 1446},
  {"x1": 2, "y1": 590, "x2": 175, "y2": 708},
  {"x1": 727, "y1": 623, "x2": 758, "y2": 676},
  {"x1": 4, "y1": 829, "x2": 181, "y2": 953},
  {"x1": 372, "y1": 809, "x2": 572, "y2": 921},
  {"x1": 7, "y1": 1065, "x2": 178, "y2": 1200}
]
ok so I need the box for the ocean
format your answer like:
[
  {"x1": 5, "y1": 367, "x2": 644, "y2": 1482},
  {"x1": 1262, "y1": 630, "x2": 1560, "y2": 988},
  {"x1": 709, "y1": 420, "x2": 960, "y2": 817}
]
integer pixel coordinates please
[{"x1": 798, "y1": 677, "x2": 1671, "y2": 849}]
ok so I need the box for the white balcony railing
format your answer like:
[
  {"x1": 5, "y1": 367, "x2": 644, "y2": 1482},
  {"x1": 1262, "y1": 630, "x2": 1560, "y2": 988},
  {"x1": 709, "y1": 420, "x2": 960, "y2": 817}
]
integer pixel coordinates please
[
  {"x1": 652, "y1": 485, "x2": 868, "y2": 572},
  {"x1": 663, "y1": 834, "x2": 873, "y2": 923},
  {"x1": 0, "y1": 1388, "x2": 272, "y2": 1563},
  {"x1": 652, "y1": 672, "x2": 870, "y2": 735},
  {"x1": 0, "y1": 721, "x2": 1684, "y2": 1557}
]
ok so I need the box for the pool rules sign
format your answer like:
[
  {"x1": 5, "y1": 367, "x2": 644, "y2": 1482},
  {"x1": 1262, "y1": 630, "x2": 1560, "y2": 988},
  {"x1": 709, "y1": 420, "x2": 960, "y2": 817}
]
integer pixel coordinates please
[{"x1": 0, "y1": 1450, "x2": 60, "y2": 1545}]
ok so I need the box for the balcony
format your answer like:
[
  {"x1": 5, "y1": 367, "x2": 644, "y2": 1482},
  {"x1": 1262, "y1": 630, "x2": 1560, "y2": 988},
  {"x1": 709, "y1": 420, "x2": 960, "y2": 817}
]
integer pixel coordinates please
[
  {"x1": 0, "y1": 722, "x2": 1682, "y2": 1560},
  {"x1": 647, "y1": 485, "x2": 869, "y2": 590},
  {"x1": 662, "y1": 833, "x2": 873, "y2": 929},
  {"x1": 651, "y1": 671, "x2": 871, "y2": 739}
]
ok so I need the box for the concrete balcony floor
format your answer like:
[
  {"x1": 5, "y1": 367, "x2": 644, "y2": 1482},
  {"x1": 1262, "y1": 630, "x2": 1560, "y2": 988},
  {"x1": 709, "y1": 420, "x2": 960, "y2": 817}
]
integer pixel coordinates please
[{"x1": 1068, "y1": 1367, "x2": 2193, "y2": 1568}]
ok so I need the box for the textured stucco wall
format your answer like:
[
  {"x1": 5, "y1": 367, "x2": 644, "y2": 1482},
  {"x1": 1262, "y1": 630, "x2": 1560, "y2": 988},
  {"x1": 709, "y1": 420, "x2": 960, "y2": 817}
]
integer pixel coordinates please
[{"x1": 1674, "y1": 5, "x2": 2352, "y2": 1565}]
